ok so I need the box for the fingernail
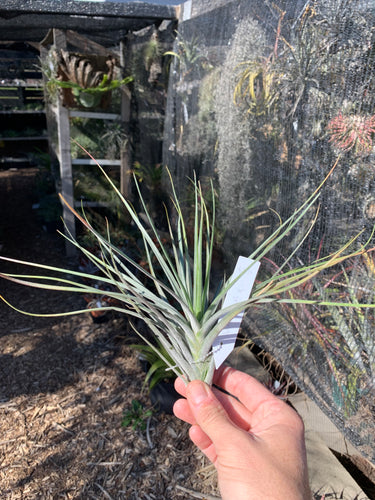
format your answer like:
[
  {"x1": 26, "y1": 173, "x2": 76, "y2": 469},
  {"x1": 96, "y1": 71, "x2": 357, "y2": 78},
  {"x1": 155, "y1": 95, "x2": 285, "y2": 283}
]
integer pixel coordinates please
[{"x1": 188, "y1": 381, "x2": 210, "y2": 405}]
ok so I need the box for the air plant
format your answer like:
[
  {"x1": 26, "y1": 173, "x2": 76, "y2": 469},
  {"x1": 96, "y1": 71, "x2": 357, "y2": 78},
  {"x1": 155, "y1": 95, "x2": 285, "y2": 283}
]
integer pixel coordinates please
[
  {"x1": 313, "y1": 254, "x2": 375, "y2": 386},
  {"x1": 1, "y1": 154, "x2": 375, "y2": 386},
  {"x1": 41, "y1": 49, "x2": 133, "y2": 108},
  {"x1": 327, "y1": 112, "x2": 375, "y2": 156},
  {"x1": 164, "y1": 30, "x2": 209, "y2": 80},
  {"x1": 262, "y1": 247, "x2": 375, "y2": 416},
  {"x1": 233, "y1": 60, "x2": 279, "y2": 116},
  {"x1": 233, "y1": 9, "x2": 285, "y2": 116}
]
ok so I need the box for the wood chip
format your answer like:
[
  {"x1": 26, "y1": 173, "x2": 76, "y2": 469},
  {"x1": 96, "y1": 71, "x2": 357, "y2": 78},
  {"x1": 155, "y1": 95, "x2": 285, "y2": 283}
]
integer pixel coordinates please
[
  {"x1": 175, "y1": 485, "x2": 221, "y2": 499},
  {"x1": 94, "y1": 483, "x2": 114, "y2": 500},
  {"x1": 87, "y1": 462, "x2": 124, "y2": 466}
]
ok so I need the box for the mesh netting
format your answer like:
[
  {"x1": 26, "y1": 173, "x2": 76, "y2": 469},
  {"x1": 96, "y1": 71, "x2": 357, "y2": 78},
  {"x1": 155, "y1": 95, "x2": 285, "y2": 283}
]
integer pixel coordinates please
[{"x1": 163, "y1": 0, "x2": 375, "y2": 462}]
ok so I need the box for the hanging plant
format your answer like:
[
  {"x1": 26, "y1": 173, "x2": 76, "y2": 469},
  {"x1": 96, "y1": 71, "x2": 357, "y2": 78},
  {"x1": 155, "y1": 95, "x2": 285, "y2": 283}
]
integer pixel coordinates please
[
  {"x1": 233, "y1": 9, "x2": 285, "y2": 116},
  {"x1": 233, "y1": 60, "x2": 280, "y2": 116},
  {"x1": 53, "y1": 74, "x2": 133, "y2": 108},
  {"x1": 51, "y1": 50, "x2": 133, "y2": 108}
]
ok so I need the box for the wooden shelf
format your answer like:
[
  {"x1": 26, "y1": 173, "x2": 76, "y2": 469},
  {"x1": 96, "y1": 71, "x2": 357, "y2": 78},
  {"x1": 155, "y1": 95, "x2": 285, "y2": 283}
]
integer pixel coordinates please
[
  {"x1": 0, "y1": 136, "x2": 48, "y2": 141},
  {"x1": 0, "y1": 110, "x2": 45, "y2": 115},
  {"x1": 0, "y1": 157, "x2": 33, "y2": 165},
  {"x1": 50, "y1": 30, "x2": 132, "y2": 256},
  {"x1": 69, "y1": 110, "x2": 121, "y2": 121},
  {"x1": 0, "y1": 82, "x2": 43, "y2": 88},
  {"x1": 71, "y1": 158, "x2": 121, "y2": 166}
]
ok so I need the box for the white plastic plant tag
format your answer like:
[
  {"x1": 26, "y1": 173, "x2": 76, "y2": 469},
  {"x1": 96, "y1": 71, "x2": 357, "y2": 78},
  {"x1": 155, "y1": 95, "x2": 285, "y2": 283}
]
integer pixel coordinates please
[{"x1": 212, "y1": 256, "x2": 260, "y2": 369}]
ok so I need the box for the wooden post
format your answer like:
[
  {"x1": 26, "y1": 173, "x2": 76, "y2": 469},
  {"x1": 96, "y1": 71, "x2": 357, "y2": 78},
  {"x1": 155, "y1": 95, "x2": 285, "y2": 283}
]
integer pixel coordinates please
[
  {"x1": 53, "y1": 29, "x2": 76, "y2": 257},
  {"x1": 120, "y1": 40, "x2": 132, "y2": 200}
]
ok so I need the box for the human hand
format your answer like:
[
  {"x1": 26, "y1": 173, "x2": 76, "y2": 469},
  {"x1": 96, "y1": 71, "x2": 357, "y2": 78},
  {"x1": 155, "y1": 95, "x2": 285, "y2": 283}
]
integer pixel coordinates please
[{"x1": 173, "y1": 366, "x2": 311, "y2": 500}]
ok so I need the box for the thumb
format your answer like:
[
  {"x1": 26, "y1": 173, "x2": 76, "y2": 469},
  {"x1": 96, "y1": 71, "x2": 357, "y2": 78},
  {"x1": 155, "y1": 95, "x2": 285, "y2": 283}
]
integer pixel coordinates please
[{"x1": 186, "y1": 380, "x2": 241, "y2": 448}]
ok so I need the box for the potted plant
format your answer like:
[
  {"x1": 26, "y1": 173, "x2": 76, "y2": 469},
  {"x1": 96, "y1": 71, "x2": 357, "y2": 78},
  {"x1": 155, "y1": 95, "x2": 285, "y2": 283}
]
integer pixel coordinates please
[
  {"x1": 132, "y1": 338, "x2": 179, "y2": 414},
  {"x1": 48, "y1": 50, "x2": 133, "y2": 109},
  {"x1": 37, "y1": 193, "x2": 63, "y2": 233}
]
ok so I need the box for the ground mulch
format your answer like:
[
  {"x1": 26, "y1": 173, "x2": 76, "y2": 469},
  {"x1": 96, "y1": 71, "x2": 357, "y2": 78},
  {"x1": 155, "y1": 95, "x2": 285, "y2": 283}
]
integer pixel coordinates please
[{"x1": 0, "y1": 168, "x2": 219, "y2": 500}]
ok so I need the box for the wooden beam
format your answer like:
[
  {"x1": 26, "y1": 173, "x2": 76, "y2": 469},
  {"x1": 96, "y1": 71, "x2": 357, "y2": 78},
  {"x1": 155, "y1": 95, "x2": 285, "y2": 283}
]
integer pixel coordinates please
[
  {"x1": 71, "y1": 159, "x2": 121, "y2": 166},
  {"x1": 69, "y1": 110, "x2": 121, "y2": 121},
  {"x1": 53, "y1": 28, "x2": 76, "y2": 257},
  {"x1": 65, "y1": 30, "x2": 117, "y2": 57},
  {"x1": 0, "y1": 1, "x2": 178, "y2": 20},
  {"x1": 120, "y1": 40, "x2": 132, "y2": 201}
]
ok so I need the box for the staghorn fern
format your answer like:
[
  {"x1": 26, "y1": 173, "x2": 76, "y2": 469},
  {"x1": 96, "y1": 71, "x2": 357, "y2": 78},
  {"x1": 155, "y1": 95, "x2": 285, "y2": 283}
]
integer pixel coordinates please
[{"x1": 1, "y1": 152, "x2": 375, "y2": 385}]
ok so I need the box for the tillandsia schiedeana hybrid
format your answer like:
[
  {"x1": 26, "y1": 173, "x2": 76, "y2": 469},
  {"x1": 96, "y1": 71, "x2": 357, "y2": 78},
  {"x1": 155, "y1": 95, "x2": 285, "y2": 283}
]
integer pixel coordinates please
[{"x1": 1, "y1": 153, "x2": 375, "y2": 385}]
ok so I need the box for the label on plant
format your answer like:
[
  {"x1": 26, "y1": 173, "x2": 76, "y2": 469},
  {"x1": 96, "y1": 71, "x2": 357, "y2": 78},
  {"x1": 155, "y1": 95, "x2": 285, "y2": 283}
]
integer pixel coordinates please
[{"x1": 213, "y1": 256, "x2": 260, "y2": 369}]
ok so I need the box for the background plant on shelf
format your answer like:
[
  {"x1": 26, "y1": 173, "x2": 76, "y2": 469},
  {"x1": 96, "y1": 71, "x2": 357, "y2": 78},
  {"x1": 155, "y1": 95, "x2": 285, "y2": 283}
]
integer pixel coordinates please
[
  {"x1": 37, "y1": 193, "x2": 63, "y2": 224},
  {"x1": 53, "y1": 73, "x2": 133, "y2": 108},
  {"x1": 42, "y1": 48, "x2": 133, "y2": 108},
  {"x1": 165, "y1": 30, "x2": 208, "y2": 81},
  {"x1": 1, "y1": 153, "x2": 375, "y2": 386},
  {"x1": 100, "y1": 121, "x2": 129, "y2": 159}
]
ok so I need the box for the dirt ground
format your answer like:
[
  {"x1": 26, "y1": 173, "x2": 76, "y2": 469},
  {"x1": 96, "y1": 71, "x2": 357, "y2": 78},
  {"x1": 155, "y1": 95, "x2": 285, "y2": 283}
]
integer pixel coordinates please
[{"x1": 0, "y1": 168, "x2": 220, "y2": 500}]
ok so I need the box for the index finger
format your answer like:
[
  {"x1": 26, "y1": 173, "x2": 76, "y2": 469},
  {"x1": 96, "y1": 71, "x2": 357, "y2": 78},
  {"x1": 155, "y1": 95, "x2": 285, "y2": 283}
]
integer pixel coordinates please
[
  {"x1": 175, "y1": 365, "x2": 278, "y2": 415},
  {"x1": 213, "y1": 365, "x2": 279, "y2": 413}
]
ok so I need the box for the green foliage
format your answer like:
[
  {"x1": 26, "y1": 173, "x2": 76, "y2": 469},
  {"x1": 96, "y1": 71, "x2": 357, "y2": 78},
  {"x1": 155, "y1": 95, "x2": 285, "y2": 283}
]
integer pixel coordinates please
[
  {"x1": 70, "y1": 117, "x2": 105, "y2": 158},
  {"x1": 144, "y1": 36, "x2": 162, "y2": 71},
  {"x1": 165, "y1": 31, "x2": 209, "y2": 78},
  {"x1": 132, "y1": 162, "x2": 163, "y2": 188},
  {"x1": 121, "y1": 399, "x2": 153, "y2": 431},
  {"x1": 37, "y1": 194, "x2": 62, "y2": 223},
  {"x1": 73, "y1": 165, "x2": 121, "y2": 203},
  {"x1": 100, "y1": 121, "x2": 128, "y2": 158},
  {"x1": 52, "y1": 74, "x2": 133, "y2": 108},
  {"x1": 70, "y1": 118, "x2": 127, "y2": 160},
  {"x1": 131, "y1": 339, "x2": 177, "y2": 391}
]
